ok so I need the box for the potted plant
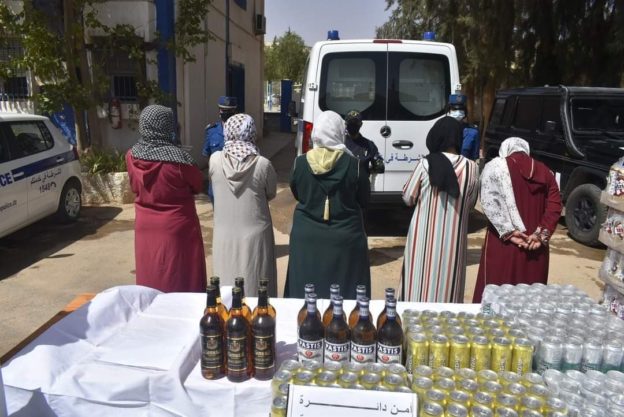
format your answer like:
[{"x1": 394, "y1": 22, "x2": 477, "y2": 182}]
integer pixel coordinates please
[{"x1": 81, "y1": 149, "x2": 134, "y2": 204}]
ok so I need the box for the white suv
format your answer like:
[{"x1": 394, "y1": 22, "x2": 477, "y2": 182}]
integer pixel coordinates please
[{"x1": 0, "y1": 113, "x2": 82, "y2": 239}]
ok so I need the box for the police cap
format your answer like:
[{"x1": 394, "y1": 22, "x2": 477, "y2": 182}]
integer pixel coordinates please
[
  {"x1": 448, "y1": 94, "x2": 467, "y2": 109},
  {"x1": 345, "y1": 109, "x2": 363, "y2": 127},
  {"x1": 218, "y1": 96, "x2": 238, "y2": 110}
]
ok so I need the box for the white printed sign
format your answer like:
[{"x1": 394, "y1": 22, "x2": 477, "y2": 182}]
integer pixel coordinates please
[{"x1": 288, "y1": 384, "x2": 417, "y2": 417}]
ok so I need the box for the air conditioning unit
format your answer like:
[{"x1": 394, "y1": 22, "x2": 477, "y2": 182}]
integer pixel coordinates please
[{"x1": 254, "y1": 14, "x2": 266, "y2": 35}]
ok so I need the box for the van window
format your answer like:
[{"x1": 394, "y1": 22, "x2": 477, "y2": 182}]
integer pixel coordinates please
[
  {"x1": 571, "y1": 98, "x2": 624, "y2": 132},
  {"x1": 513, "y1": 97, "x2": 540, "y2": 131},
  {"x1": 6, "y1": 121, "x2": 54, "y2": 159},
  {"x1": 489, "y1": 98, "x2": 507, "y2": 126},
  {"x1": 388, "y1": 52, "x2": 450, "y2": 120},
  {"x1": 319, "y1": 52, "x2": 386, "y2": 120},
  {"x1": 541, "y1": 97, "x2": 562, "y2": 132}
]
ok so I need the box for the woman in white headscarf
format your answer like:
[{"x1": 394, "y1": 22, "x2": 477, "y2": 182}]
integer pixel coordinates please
[
  {"x1": 284, "y1": 111, "x2": 371, "y2": 299},
  {"x1": 209, "y1": 113, "x2": 277, "y2": 296},
  {"x1": 473, "y1": 137, "x2": 562, "y2": 302}
]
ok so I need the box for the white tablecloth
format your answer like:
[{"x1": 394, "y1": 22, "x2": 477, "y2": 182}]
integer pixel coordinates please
[{"x1": 1, "y1": 285, "x2": 479, "y2": 417}]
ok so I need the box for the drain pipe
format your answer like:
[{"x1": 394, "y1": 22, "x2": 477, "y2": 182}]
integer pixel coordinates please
[
  {"x1": 155, "y1": 0, "x2": 178, "y2": 138},
  {"x1": 225, "y1": 0, "x2": 231, "y2": 96}
]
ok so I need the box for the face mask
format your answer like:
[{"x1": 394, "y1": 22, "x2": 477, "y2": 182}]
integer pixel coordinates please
[
  {"x1": 220, "y1": 112, "x2": 234, "y2": 122},
  {"x1": 449, "y1": 110, "x2": 465, "y2": 121},
  {"x1": 347, "y1": 125, "x2": 360, "y2": 136}
]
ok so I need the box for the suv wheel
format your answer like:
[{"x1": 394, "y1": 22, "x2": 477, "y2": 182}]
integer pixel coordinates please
[
  {"x1": 57, "y1": 180, "x2": 82, "y2": 223},
  {"x1": 564, "y1": 183, "x2": 606, "y2": 246}
]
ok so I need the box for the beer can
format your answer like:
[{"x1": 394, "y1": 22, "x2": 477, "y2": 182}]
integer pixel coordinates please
[
  {"x1": 429, "y1": 334, "x2": 450, "y2": 369},
  {"x1": 403, "y1": 309, "x2": 421, "y2": 320},
  {"x1": 316, "y1": 370, "x2": 337, "y2": 387},
  {"x1": 384, "y1": 373, "x2": 406, "y2": 391},
  {"x1": 446, "y1": 402, "x2": 469, "y2": 417},
  {"x1": 414, "y1": 364, "x2": 434, "y2": 379},
  {"x1": 511, "y1": 338, "x2": 534, "y2": 376},
  {"x1": 459, "y1": 378, "x2": 479, "y2": 394},
  {"x1": 293, "y1": 370, "x2": 316, "y2": 386},
  {"x1": 364, "y1": 362, "x2": 385, "y2": 376},
  {"x1": 528, "y1": 383, "x2": 549, "y2": 399},
  {"x1": 279, "y1": 359, "x2": 301, "y2": 373},
  {"x1": 505, "y1": 382, "x2": 527, "y2": 397},
  {"x1": 448, "y1": 389, "x2": 471, "y2": 408},
  {"x1": 519, "y1": 395, "x2": 544, "y2": 413},
  {"x1": 271, "y1": 369, "x2": 292, "y2": 396},
  {"x1": 301, "y1": 359, "x2": 323, "y2": 374},
  {"x1": 491, "y1": 337, "x2": 513, "y2": 372},
  {"x1": 420, "y1": 401, "x2": 444, "y2": 417},
  {"x1": 426, "y1": 388, "x2": 448, "y2": 407},
  {"x1": 433, "y1": 366, "x2": 456, "y2": 381},
  {"x1": 481, "y1": 380, "x2": 504, "y2": 395},
  {"x1": 477, "y1": 369, "x2": 499, "y2": 384},
  {"x1": 440, "y1": 310, "x2": 457, "y2": 319},
  {"x1": 271, "y1": 395, "x2": 288, "y2": 417},
  {"x1": 412, "y1": 376, "x2": 434, "y2": 399},
  {"x1": 494, "y1": 406, "x2": 518, "y2": 417},
  {"x1": 468, "y1": 327, "x2": 487, "y2": 337},
  {"x1": 323, "y1": 360, "x2": 343, "y2": 374},
  {"x1": 473, "y1": 391, "x2": 495, "y2": 408},
  {"x1": 387, "y1": 363, "x2": 409, "y2": 384},
  {"x1": 422, "y1": 310, "x2": 440, "y2": 319},
  {"x1": 507, "y1": 329, "x2": 527, "y2": 344},
  {"x1": 446, "y1": 317, "x2": 462, "y2": 327},
  {"x1": 374, "y1": 384, "x2": 391, "y2": 391},
  {"x1": 470, "y1": 336, "x2": 492, "y2": 372},
  {"x1": 397, "y1": 385, "x2": 415, "y2": 393},
  {"x1": 561, "y1": 337, "x2": 583, "y2": 371},
  {"x1": 408, "y1": 333, "x2": 430, "y2": 372},
  {"x1": 499, "y1": 370, "x2": 521, "y2": 387},
  {"x1": 408, "y1": 324, "x2": 426, "y2": 336},
  {"x1": 450, "y1": 335, "x2": 471, "y2": 371},
  {"x1": 360, "y1": 372, "x2": 381, "y2": 390},
  {"x1": 496, "y1": 393, "x2": 519, "y2": 411},
  {"x1": 465, "y1": 319, "x2": 482, "y2": 328},
  {"x1": 543, "y1": 397, "x2": 567, "y2": 415},
  {"x1": 470, "y1": 404, "x2": 494, "y2": 417},
  {"x1": 581, "y1": 338, "x2": 603, "y2": 372},
  {"x1": 519, "y1": 410, "x2": 542, "y2": 417},
  {"x1": 489, "y1": 328, "x2": 507, "y2": 340},
  {"x1": 347, "y1": 382, "x2": 366, "y2": 390},
  {"x1": 338, "y1": 371, "x2": 359, "y2": 388},
  {"x1": 456, "y1": 367, "x2": 477, "y2": 382},
  {"x1": 435, "y1": 377, "x2": 456, "y2": 392},
  {"x1": 342, "y1": 361, "x2": 364, "y2": 375},
  {"x1": 602, "y1": 340, "x2": 624, "y2": 372},
  {"x1": 536, "y1": 336, "x2": 563, "y2": 374},
  {"x1": 457, "y1": 311, "x2": 476, "y2": 321},
  {"x1": 520, "y1": 372, "x2": 544, "y2": 388},
  {"x1": 448, "y1": 326, "x2": 466, "y2": 336}
]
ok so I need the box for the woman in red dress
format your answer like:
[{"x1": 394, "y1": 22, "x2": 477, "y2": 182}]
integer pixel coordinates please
[
  {"x1": 126, "y1": 105, "x2": 206, "y2": 292},
  {"x1": 473, "y1": 137, "x2": 562, "y2": 303}
]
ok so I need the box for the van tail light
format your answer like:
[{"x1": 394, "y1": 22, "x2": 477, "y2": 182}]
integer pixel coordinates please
[
  {"x1": 72, "y1": 146, "x2": 80, "y2": 161},
  {"x1": 302, "y1": 121, "x2": 313, "y2": 153}
]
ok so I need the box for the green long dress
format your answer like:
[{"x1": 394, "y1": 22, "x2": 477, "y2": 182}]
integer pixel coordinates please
[{"x1": 284, "y1": 152, "x2": 371, "y2": 299}]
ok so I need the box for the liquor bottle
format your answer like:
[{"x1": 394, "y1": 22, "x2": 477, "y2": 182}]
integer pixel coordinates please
[
  {"x1": 209, "y1": 276, "x2": 229, "y2": 323},
  {"x1": 348, "y1": 285, "x2": 371, "y2": 328},
  {"x1": 376, "y1": 288, "x2": 402, "y2": 329},
  {"x1": 376, "y1": 298, "x2": 404, "y2": 364},
  {"x1": 322, "y1": 284, "x2": 345, "y2": 327},
  {"x1": 252, "y1": 287, "x2": 276, "y2": 380},
  {"x1": 350, "y1": 297, "x2": 377, "y2": 364},
  {"x1": 200, "y1": 285, "x2": 225, "y2": 379},
  {"x1": 226, "y1": 287, "x2": 253, "y2": 382},
  {"x1": 234, "y1": 277, "x2": 252, "y2": 323},
  {"x1": 253, "y1": 278, "x2": 276, "y2": 319},
  {"x1": 324, "y1": 295, "x2": 350, "y2": 363},
  {"x1": 298, "y1": 293, "x2": 324, "y2": 363},
  {"x1": 297, "y1": 284, "x2": 319, "y2": 328}
]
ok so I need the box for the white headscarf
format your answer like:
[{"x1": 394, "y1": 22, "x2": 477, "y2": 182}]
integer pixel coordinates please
[
  {"x1": 222, "y1": 113, "x2": 259, "y2": 162},
  {"x1": 311, "y1": 111, "x2": 353, "y2": 155},
  {"x1": 480, "y1": 137, "x2": 529, "y2": 237}
]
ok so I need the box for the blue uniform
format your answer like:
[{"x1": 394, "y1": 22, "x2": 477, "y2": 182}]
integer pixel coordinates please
[
  {"x1": 461, "y1": 125, "x2": 480, "y2": 160},
  {"x1": 202, "y1": 121, "x2": 225, "y2": 200}
]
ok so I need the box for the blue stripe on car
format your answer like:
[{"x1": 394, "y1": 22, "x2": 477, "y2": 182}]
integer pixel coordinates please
[{"x1": 10, "y1": 150, "x2": 76, "y2": 181}]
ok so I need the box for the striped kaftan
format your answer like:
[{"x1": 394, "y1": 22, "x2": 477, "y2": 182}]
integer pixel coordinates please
[{"x1": 402, "y1": 153, "x2": 479, "y2": 302}]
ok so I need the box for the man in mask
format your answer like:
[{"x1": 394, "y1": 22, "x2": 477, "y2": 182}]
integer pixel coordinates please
[
  {"x1": 202, "y1": 96, "x2": 237, "y2": 201},
  {"x1": 344, "y1": 110, "x2": 385, "y2": 180},
  {"x1": 448, "y1": 94, "x2": 480, "y2": 161}
]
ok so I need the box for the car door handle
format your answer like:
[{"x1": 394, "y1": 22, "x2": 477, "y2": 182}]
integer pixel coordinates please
[
  {"x1": 392, "y1": 140, "x2": 413, "y2": 150},
  {"x1": 56, "y1": 157, "x2": 65, "y2": 163}
]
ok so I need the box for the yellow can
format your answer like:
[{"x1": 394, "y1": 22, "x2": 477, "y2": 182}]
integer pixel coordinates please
[
  {"x1": 470, "y1": 336, "x2": 492, "y2": 372},
  {"x1": 473, "y1": 391, "x2": 495, "y2": 409},
  {"x1": 426, "y1": 388, "x2": 449, "y2": 407},
  {"x1": 384, "y1": 373, "x2": 406, "y2": 391},
  {"x1": 504, "y1": 382, "x2": 527, "y2": 397},
  {"x1": 459, "y1": 378, "x2": 479, "y2": 394},
  {"x1": 511, "y1": 338, "x2": 533, "y2": 376},
  {"x1": 543, "y1": 397, "x2": 568, "y2": 415},
  {"x1": 495, "y1": 393, "x2": 519, "y2": 411},
  {"x1": 448, "y1": 389, "x2": 472, "y2": 409},
  {"x1": 433, "y1": 366, "x2": 456, "y2": 381},
  {"x1": 470, "y1": 404, "x2": 494, "y2": 417},
  {"x1": 271, "y1": 369, "x2": 292, "y2": 396},
  {"x1": 360, "y1": 372, "x2": 382, "y2": 390},
  {"x1": 519, "y1": 396, "x2": 544, "y2": 413},
  {"x1": 520, "y1": 372, "x2": 543, "y2": 388},
  {"x1": 528, "y1": 384, "x2": 549, "y2": 400},
  {"x1": 338, "y1": 371, "x2": 359, "y2": 388},
  {"x1": 456, "y1": 367, "x2": 478, "y2": 382},
  {"x1": 450, "y1": 335, "x2": 472, "y2": 371},
  {"x1": 435, "y1": 377, "x2": 457, "y2": 393},
  {"x1": 481, "y1": 380, "x2": 504, "y2": 395},
  {"x1": 477, "y1": 369, "x2": 499, "y2": 384},
  {"x1": 491, "y1": 337, "x2": 513, "y2": 372},
  {"x1": 494, "y1": 406, "x2": 518, "y2": 417},
  {"x1": 270, "y1": 396, "x2": 288, "y2": 417},
  {"x1": 412, "y1": 376, "x2": 434, "y2": 400},
  {"x1": 446, "y1": 402, "x2": 469, "y2": 417},
  {"x1": 409, "y1": 333, "x2": 431, "y2": 371},
  {"x1": 293, "y1": 370, "x2": 315, "y2": 386},
  {"x1": 498, "y1": 371, "x2": 522, "y2": 387},
  {"x1": 429, "y1": 334, "x2": 450, "y2": 369},
  {"x1": 420, "y1": 401, "x2": 445, "y2": 417}
]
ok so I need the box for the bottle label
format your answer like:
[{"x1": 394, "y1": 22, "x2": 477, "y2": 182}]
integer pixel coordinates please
[
  {"x1": 226, "y1": 335, "x2": 248, "y2": 372},
  {"x1": 351, "y1": 341, "x2": 376, "y2": 363},
  {"x1": 253, "y1": 334, "x2": 275, "y2": 369},
  {"x1": 298, "y1": 338, "x2": 323, "y2": 362},
  {"x1": 201, "y1": 332, "x2": 223, "y2": 370},
  {"x1": 377, "y1": 342, "x2": 402, "y2": 364},
  {"x1": 324, "y1": 340, "x2": 350, "y2": 363}
]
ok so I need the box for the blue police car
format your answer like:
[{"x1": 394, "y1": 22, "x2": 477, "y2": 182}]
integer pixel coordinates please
[{"x1": 0, "y1": 112, "x2": 82, "y2": 239}]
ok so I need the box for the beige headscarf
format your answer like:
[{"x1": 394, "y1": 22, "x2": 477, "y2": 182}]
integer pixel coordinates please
[{"x1": 306, "y1": 111, "x2": 353, "y2": 175}]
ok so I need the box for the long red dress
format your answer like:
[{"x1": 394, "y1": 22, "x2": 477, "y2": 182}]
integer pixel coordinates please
[
  {"x1": 473, "y1": 152, "x2": 562, "y2": 302},
  {"x1": 126, "y1": 152, "x2": 207, "y2": 292}
]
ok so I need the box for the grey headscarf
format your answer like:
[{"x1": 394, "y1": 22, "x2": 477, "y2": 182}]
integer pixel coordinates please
[{"x1": 131, "y1": 105, "x2": 195, "y2": 165}]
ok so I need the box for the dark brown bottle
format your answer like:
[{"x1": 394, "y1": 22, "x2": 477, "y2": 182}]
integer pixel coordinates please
[
  {"x1": 200, "y1": 285, "x2": 225, "y2": 379},
  {"x1": 297, "y1": 283, "x2": 319, "y2": 328},
  {"x1": 209, "y1": 276, "x2": 229, "y2": 323},
  {"x1": 324, "y1": 296, "x2": 350, "y2": 363},
  {"x1": 376, "y1": 288, "x2": 402, "y2": 329},
  {"x1": 234, "y1": 277, "x2": 252, "y2": 323},
  {"x1": 376, "y1": 298, "x2": 404, "y2": 364},
  {"x1": 253, "y1": 278, "x2": 276, "y2": 319},
  {"x1": 226, "y1": 287, "x2": 253, "y2": 381},
  {"x1": 350, "y1": 297, "x2": 377, "y2": 364},
  {"x1": 252, "y1": 287, "x2": 276, "y2": 380},
  {"x1": 348, "y1": 285, "x2": 371, "y2": 328},
  {"x1": 297, "y1": 293, "x2": 324, "y2": 362},
  {"x1": 322, "y1": 284, "x2": 345, "y2": 327}
]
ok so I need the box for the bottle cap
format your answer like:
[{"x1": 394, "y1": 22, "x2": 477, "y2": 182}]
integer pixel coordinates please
[
  {"x1": 234, "y1": 277, "x2": 245, "y2": 287},
  {"x1": 209, "y1": 276, "x2": 220, "y2": 285}
]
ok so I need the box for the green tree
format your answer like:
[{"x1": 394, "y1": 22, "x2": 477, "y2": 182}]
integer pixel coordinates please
[
  {"x1": 0, "y1": 0, "x2": 212, "y2": 151},
  {"x1": 264, "y1": 29, "x2": 308, "y2": 83}
]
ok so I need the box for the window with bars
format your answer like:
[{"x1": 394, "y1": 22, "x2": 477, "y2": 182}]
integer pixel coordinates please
[
  {"x1": 0, "y1": 39, "x2": 29, "y2": 99},
  {"x1": 91, "y1": 42, "x2": 141, "y2": 102}
]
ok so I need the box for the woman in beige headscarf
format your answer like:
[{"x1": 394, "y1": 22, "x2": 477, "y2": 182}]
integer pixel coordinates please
[{"x1": 284, "y1": 111, "x2": 371, "y2": 299}]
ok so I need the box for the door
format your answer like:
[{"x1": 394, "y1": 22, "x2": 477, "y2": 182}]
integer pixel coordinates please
[
  {"x1": 229, "y1": 63, "x2": 245, "y2": 112},
  {"x1": 0, "y1": 124, "x2": 28, "y2": 236}
]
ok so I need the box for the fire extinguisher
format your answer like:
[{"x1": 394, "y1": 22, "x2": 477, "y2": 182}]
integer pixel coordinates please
[{"x1": 109, "y1": 98, "x2": 122, "y2": 129}]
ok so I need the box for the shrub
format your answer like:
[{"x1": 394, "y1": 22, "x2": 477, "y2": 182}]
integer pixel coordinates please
[{"x1": 81, "y1": 149, "x2": 127, "y2": 175}]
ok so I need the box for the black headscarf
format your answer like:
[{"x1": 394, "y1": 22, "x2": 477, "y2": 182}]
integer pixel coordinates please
[{"x1": 424, "y1": 116, "x2": 463, "y2": 198}]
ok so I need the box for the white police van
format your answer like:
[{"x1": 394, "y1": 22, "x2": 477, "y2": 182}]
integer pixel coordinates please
[
  {"x1": 296, "y1": 37, "x2": 460, "y2": 203},
  {"x1": 0, "y1": 112, "x2": 82, "y2": 239}
]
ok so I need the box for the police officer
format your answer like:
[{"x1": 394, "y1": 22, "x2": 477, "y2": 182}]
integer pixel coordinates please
[
  {"x1": 344, "y1": 110, "x2": 385, "y2": 178},
  {"x1": 202, "y1": 96, "x2": 238, "y2": 200},
  {"x1": 447, "y1": 94, "x2": 480, "y2": 161}
]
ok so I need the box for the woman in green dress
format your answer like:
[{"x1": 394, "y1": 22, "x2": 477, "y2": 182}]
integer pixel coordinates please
[{"x1": 284, "y1": 111, "x2": 371, "y2": 299}]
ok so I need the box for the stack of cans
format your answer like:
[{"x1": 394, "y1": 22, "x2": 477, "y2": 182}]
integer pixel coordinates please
[
  {"x1": 480, "y1": 283, "x2": 624, "y2": 375},
  {"x1": 402, "y1": 309, "x2": 534, "y2": 376},
  {"x1": 269, "y1": 359, "x2": 412, "y2": 416}
]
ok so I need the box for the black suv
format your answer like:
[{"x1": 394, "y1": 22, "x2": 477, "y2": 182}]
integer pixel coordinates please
[{"x1": 483, "y1": 86, "x2": 624, "y2": 246}]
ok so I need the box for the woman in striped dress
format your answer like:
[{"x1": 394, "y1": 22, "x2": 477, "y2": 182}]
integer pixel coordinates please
[{"x1": 402, "y1": 117, "x2": 479, "y2": 302}]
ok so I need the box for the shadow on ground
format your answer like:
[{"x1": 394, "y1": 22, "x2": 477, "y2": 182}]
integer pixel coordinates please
[{"x1": 0, "y1": 206, "x2": 124, "y2": 280}]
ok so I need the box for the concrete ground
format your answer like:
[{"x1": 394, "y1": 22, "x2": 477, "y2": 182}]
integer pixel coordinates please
[{"x1": 0, "y1": 131, "x2": 607, "y2": 359}]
